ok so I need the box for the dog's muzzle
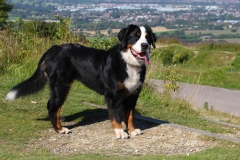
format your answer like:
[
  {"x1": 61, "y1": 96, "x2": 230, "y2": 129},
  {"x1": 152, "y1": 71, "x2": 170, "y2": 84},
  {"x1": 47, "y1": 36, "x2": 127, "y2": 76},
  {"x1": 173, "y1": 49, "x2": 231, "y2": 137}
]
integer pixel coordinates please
[{"x1": 131, "y1": 48, "x2": 150, "y2": 65}]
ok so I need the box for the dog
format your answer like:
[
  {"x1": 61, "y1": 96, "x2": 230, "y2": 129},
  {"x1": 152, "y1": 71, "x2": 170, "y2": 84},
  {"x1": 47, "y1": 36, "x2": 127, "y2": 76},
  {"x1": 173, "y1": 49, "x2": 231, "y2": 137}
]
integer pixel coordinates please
[{"x1": 6, "y1": 24, "x2": 156, "y2": 139}]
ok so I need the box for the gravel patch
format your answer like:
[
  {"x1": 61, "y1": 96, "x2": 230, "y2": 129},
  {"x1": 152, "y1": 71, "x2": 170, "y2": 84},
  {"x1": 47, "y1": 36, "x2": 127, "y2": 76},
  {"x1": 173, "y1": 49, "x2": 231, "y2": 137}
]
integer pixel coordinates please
[{"x1": 27, "y1": 118, "x2": 217, "y2": 156}]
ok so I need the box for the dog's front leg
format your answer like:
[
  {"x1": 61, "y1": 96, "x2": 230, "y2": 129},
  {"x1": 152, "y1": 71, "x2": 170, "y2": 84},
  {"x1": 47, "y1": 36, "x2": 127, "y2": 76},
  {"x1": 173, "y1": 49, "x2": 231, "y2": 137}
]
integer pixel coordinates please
[
  {"x1": 111, "y1": 119, "x2": 129, "y2": 139},
  {"x1": 105, "y1": 94, "x2": 129, "y2": 139},
  {"x1": 123, "y1": 93, "x2": 142, "y2": 137}
]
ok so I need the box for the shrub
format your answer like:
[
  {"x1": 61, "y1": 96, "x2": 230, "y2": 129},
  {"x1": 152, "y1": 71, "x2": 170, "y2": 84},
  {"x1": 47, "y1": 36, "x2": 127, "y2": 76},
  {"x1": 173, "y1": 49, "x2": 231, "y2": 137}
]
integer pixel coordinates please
[
  {"x1": 89, "y1": 36, "x2": 118, "y2": 50},
  {"x1": 172, "y1": 48, "x2": 193, "y2": 64},
  {"x1": 160, "y1": 47, "x2": 174, "y2": 65},
  {"x1": 159, "y1": 45, "x2": 194, "y2": 65},
  {"x1": 0, "y1": 17, "x2": 85, "y2": 74}
]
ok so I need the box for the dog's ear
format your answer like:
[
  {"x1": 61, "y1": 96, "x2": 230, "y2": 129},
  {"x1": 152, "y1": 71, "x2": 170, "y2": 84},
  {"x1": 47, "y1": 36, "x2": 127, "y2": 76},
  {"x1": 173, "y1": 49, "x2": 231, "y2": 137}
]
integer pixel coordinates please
[
  {"x1": 118, "y1": 27, "x2": 127, "y2": 49},
  {"x1": 118, "y1": 24, "x2": 138, "y2": 49},
  {"x1": 144, "y1": 25, "x2": 157, "y2": 48}
]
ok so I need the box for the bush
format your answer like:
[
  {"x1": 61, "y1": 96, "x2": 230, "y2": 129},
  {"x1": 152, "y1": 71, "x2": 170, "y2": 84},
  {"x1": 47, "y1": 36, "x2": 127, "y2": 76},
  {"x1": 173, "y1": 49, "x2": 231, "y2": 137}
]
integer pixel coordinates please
[
  {"x1": 0, "y1": 17, "x2": 85, "y2": 74},
  {"x1": 159, "y1": 45, "x2": 194, "y2": 65},
  {"x1": 89, "y1": 36, "x2": 119, "y2": 50},
  {"x1": 160, "y1": 48, "x2": 174, "y2": 65}
]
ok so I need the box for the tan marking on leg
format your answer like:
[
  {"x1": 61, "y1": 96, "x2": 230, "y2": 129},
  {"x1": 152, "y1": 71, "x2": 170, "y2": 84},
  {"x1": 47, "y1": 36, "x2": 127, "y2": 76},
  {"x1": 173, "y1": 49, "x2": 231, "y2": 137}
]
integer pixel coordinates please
[
  {"x1": 124, "y1": 109, "x2": 135, "y2": 133},
  {"x1": 112, "y1": 119, "x2": 129, "y2": 139},
  {"x1": 55, "y1": 107, "x2": 71, "y2": 134},
  {"x1": 111, "y1": 119, "x2": 122, "y2": 129},
  {"x1": 124, "y1": 107, "x2": 142, "y2": 136},
  {"x1": 56, "y1": 83, "x2": 73, "y2": 134},
  {"x1": 56, "y1": 107, "x2": 62, "y2": 130}
]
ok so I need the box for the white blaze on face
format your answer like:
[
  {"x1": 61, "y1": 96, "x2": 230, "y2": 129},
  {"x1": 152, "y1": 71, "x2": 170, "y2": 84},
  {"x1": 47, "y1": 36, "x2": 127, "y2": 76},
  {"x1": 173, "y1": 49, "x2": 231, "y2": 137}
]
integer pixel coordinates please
[
  {"x1": 121, "y1": 25, "x2": 150, "y2": 66},
  {"x1": 131, "y1": 26, "x2": 149, "y2": 53}
]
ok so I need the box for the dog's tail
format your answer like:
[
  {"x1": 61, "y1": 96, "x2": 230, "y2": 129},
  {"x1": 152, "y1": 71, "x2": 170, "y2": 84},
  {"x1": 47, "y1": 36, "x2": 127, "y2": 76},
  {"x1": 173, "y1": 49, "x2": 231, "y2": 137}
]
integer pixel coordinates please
[{"x1": 6, "y1": 51, "x2": 49, "y2": 101}]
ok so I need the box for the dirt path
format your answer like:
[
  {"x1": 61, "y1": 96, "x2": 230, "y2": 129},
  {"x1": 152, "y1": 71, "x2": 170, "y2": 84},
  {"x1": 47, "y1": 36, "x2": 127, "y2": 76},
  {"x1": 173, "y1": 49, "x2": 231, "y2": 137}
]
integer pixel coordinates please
[{"x1": 28, "y1": 118, "x2": 218, "y2": 156}]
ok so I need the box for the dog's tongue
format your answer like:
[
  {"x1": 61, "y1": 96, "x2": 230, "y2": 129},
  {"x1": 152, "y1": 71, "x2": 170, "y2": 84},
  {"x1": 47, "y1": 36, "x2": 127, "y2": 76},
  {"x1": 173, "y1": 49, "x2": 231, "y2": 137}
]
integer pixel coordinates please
[{"x1": 131, "y1": 49, "x2": 150, "y2": 65}]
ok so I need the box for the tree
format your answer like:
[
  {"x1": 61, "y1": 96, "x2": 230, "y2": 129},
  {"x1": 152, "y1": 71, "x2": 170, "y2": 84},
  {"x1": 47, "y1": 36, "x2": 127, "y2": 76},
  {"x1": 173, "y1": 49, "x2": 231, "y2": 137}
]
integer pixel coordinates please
[{"x1": 0, "y1": 0, "x2": 13, "y2": 29}]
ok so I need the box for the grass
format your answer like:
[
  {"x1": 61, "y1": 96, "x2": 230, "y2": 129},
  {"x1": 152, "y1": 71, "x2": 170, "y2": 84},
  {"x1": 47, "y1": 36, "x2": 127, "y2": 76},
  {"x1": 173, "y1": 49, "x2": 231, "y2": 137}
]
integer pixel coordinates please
[
  {"x1": 0, "y1": 27, "x2": 240, "y2": 159},
  {"x1": 150, "y1": 44, "x2": 240, "y2": 89},
  {"x1": 1, "y1": 75, "x2": 240, "y2": 159}
]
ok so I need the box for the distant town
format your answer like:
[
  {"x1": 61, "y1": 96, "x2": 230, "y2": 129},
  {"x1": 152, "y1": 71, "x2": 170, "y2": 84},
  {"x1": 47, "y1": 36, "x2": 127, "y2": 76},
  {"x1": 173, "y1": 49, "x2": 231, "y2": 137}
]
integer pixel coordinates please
[
  {"x1": 8, "y1": 0, "x2": 240, "y2": 31},
  {"x1": 55, "y1": 3, "x2": 240, "y2": 28}
]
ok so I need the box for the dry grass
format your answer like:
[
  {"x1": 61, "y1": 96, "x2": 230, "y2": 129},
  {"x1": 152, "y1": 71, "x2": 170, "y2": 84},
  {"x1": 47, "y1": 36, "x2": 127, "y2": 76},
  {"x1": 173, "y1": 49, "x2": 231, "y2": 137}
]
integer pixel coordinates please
[{"x1": 83, "y1": 26, "x2": 170, "y2": 36}]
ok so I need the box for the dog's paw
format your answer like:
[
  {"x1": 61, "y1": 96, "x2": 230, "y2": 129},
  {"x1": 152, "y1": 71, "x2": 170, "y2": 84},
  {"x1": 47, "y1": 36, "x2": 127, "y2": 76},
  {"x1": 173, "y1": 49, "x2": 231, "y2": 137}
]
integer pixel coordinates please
[
  {"x1": 114, "y1": 129, "x2": 129, "y2": 139},
  {"x1": 58, "y1": 127, "x2": 72, "y2": 134},
  {"x1": 130, "y1": 129, "x2": 142, "y2": 137}
]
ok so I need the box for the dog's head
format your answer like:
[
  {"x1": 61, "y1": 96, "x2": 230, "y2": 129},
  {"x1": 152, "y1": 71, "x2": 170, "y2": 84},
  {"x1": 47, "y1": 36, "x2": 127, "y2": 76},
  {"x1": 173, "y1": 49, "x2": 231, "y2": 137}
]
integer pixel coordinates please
[{"x1": 118, "y1": 24, "x2": 157, "y2": 66}]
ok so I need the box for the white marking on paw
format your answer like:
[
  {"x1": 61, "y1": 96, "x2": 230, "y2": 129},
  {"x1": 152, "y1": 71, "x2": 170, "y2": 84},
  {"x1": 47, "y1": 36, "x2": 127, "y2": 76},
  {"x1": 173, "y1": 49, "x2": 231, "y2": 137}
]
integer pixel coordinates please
[
  {"x1": 130, "y1": 129, "x2": 142, "y2": 137},
  {"x1": 6, "y1": 90, "x2": 17, "y2": 101},
  {"x1": 58, "y1": 127, "x2": 71, "y2": 134},
  {"x1": 114, "y1": 129, "x2": 129, "y2": 139}
]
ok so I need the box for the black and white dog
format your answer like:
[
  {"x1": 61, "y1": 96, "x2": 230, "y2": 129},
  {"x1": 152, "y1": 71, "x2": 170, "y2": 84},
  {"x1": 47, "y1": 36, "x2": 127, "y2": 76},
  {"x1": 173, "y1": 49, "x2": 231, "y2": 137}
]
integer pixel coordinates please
[{"x1": 6, "y1": 24, "x2": 156, "y2": 139}]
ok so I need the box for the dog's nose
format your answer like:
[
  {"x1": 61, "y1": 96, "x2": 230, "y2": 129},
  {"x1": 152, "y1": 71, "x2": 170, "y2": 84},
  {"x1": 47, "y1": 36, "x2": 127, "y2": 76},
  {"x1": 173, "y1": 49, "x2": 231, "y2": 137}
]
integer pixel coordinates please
[{"x1": 141, "y1": 43, "x2": 148, "y2": 50}]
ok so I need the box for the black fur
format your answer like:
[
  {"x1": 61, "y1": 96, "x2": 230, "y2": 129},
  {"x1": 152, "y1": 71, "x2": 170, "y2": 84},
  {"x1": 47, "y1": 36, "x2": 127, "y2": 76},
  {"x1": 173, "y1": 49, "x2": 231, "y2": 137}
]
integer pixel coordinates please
[{"x1": 7, "y1": 24, "x2": 156, "y2": 136}]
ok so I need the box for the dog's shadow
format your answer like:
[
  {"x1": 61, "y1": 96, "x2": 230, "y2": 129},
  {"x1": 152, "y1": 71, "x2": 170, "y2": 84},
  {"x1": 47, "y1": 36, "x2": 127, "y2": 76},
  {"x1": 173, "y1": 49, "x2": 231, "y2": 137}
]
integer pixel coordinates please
[
  {"x1": 65, "y1": 108, "x2": 168, "y2": 131},
  {"x1": 64, "y1": 108, "x2": 109, "y2": 129},
  {"x1": 37, "y1": 108, "x2": 168, "y2": 131}
]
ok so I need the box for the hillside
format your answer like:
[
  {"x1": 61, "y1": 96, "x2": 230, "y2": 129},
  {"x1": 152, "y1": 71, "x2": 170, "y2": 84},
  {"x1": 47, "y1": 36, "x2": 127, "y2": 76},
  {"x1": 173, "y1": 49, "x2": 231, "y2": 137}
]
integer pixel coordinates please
[
  {"x1": 150, "y1": 42, "x2": 240, "y2": 89},
  {"x1": 1, "y1": 21, "x2": 240, "y2": 159}
]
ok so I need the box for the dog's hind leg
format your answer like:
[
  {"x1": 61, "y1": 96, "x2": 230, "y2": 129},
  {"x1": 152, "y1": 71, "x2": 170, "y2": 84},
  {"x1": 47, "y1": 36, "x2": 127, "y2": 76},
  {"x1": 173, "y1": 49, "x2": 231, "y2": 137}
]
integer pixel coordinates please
[
  {"x1": 123, "y1": 93, "x2": 142, "y2": 137},
  {"x1": 48, "y1": 79, "x2": 73, "y2": 134}
]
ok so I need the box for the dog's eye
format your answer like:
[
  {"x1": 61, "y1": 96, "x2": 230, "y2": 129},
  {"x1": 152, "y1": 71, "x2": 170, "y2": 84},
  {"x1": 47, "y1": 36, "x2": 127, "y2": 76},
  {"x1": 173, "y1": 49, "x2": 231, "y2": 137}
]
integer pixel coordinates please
[
  {"x1": 133, "y1": 34, "x2": 140, "y2": 40},
  {"x1": 136, "y1": 32, "x2": 141, "y2": 37}
]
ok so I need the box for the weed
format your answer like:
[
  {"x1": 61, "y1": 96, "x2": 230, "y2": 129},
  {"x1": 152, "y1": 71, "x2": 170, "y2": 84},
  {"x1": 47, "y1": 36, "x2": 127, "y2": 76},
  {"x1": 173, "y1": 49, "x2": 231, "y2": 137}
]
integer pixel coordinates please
[
  {"x1": 204, "y1": 102, "x2": 209, "y2": 110},
  {"x1": 162, "y1": 65, "x2": 181, "y2": 94}
]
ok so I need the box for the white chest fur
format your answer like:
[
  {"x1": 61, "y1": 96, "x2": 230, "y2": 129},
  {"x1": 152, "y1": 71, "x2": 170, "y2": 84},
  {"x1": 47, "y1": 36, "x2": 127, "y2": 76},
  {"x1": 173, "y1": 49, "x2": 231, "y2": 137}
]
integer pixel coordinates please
[{"x1": 124, "y1": 64, "x2": 142, "y2": 94}]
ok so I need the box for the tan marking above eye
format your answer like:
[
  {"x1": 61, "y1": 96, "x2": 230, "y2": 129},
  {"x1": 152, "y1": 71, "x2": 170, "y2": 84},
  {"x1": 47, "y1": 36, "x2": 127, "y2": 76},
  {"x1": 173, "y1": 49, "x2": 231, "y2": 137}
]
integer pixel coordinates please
[{"x1": 136, "y1": 32, "x2": 141, "y2": 37}]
